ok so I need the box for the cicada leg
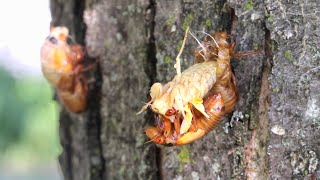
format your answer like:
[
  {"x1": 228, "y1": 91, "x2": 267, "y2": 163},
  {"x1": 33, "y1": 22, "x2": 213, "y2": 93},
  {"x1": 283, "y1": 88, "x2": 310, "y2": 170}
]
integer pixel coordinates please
[
  {"x1": 144, "y1": 126, "x2": 166, "y2": 145},
  {"x1": 200, "y1": 93, "x2": 225, "y2": 131},
  {"x1": 173, "y1": 113, "x2": 181, "y2": 134},
  {"x1": 159, "y1": 119, "x2": 173, "y2": 138},
  {"x1": 174, "y1": 93, "x2": 225, "y2": 145},
  {"x1": 174, "y1": 129, "x2": 206, "y2": 146},
  {"x1": 231, "y1": 49, "x2": 261, "y2": 58},
  {"x1": 69, "y1": 44, "x2": 85, "y2": 65}
]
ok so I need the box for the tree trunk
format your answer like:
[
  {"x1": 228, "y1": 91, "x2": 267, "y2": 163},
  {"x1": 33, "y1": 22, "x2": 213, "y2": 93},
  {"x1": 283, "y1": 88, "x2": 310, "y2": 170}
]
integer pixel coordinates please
[{"x1": 50, "y1": 0, "x2": 320, "y2": 179}]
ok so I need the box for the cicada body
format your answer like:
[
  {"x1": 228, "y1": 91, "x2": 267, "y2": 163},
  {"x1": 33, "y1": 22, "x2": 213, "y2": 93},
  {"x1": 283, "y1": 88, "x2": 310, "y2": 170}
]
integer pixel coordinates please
[
  {"x1": 141, "y1": 29, "x2": 259, "y2": 145},
  {"x1": 138, "y1": 59, "x2": 219, "y2": 136},
  {"x1": 40, "y1": 26, "x2": 87, "y2": 113}
]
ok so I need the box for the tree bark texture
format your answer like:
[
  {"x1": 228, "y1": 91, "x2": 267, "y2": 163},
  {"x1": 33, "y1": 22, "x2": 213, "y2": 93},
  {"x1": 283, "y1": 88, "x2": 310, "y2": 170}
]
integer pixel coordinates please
[{"x1": 50, "y1": 0, "x2": 319, "y2": 179}]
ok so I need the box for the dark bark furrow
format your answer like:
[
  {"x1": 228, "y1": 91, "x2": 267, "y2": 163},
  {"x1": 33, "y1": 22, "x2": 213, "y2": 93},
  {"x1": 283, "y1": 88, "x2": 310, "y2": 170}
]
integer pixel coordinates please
[
  {"x1": 145, "y1": 1, "x2": 163, "y2": 179},
  {"x1": 72, "y1": 0, "x2": 86, "y2": 44},
  {"x1": 73, "y1": 1, "x2": 105, "y2": 179},
  {"x1": 58, "y1": 112, "x2": 73, "y2": 180},
  {"x1": 145, "y1": 0, "x2": 158, "y2": 87},
  {"x1": 86, "y1": 64, "x2": 105, "y2": 180}
]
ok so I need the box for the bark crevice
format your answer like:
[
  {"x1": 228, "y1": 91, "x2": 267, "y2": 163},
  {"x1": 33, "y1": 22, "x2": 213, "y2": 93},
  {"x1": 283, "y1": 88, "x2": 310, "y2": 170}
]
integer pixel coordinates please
[
  {"x1": 86, "y1": 63, "x2": 105, "y2": 180},
  {"x1": 144, "y1": 1, "x2": 162, "y2": 180},
  {"x1": 145, "y1": 0, "x2": 157, "y2": 86},
  {"x1": 79, "y1": 0, "x2": 105, "y2": 179},
  {"x1": 58, "y1": 112, "x2": 73, "y2": 180}
]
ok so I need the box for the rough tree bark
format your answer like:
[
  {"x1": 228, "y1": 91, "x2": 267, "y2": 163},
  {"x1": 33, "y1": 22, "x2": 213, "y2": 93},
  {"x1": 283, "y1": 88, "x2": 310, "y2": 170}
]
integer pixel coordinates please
[{"x1": 50, "y1": 0, "x2": 319, "y2": 179}]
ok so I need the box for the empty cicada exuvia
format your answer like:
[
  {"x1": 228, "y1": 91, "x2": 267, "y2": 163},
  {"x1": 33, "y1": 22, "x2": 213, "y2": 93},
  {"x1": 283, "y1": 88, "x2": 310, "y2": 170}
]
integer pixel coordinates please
[
  {"x1": 139, "y1": 27, "x2": 260, "y2": 145},
  {"x1": 40, "y1": 26, "x2": 88, "y2": 113}
]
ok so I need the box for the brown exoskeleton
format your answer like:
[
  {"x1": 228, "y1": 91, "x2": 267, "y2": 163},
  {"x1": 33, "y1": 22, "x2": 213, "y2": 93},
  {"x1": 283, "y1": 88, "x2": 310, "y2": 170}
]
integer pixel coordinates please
[
  {"x1": 40, "y1": 26, "x2": 87, "y2": 113},
  {"x1": 140, "y1": 27, "x2": 259, "y2": 145}
]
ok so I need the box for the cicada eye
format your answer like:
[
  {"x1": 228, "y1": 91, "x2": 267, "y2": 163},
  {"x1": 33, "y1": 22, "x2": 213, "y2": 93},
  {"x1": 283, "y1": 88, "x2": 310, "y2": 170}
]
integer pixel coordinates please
[
  {"x1": 165, "y1": 108, "x2": 175, "y2": 116},
  {"x1": 47, "y1": 36, "x2": 58, "y2": 44},
  {"x1": 155, "y1": 136, "x2": 165, "y2": 144}
]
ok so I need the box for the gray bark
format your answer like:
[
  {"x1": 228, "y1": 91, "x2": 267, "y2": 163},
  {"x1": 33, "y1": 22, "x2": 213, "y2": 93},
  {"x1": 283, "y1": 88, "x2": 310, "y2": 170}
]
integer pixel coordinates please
[{"x1": 50, "y1": 0, "x2": 319, "y2": 179}]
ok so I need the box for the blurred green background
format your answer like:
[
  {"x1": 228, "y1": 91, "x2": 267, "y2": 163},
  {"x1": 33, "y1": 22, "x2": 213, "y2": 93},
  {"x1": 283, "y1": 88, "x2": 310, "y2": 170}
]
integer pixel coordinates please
[
  {"x1": 0, "y1": 0, "x2": 62, "y2": 179},
  {"x1": 0, "y1": 67, "x2": 61, "y2": 180}
]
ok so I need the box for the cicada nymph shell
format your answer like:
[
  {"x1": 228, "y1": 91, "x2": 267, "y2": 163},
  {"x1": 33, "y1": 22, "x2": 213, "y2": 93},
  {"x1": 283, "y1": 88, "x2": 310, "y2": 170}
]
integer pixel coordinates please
[
  {"x1": 40, "y1": 26, "x2": 88, "y2": 113},
  {"x1": 139, "y1": 27, "x2": 259, "y2": 145}
]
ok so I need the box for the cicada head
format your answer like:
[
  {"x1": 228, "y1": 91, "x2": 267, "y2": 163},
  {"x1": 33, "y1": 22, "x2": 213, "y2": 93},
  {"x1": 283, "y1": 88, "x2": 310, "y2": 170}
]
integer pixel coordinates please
[
  {"x1": 150, "y1": 93, "x2": 172, "y2": 116},
  {"x1": 49, "y1": 26, "x2": 69, "y2": 42},
  {"x1": 150, "y1": 82, "x2": 163, "y2": 99},
  {"x1": 151, "y1": 100, "x2": 168, "y2": 117},
  {"x1": 40, "y1": 26, "x2": 77, "y2": 86}
]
